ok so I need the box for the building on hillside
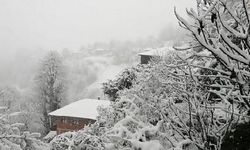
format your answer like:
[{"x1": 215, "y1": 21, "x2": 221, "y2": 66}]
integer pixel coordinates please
[
  {"x1": 49, "y1": 99, "x2": 110, "y2": 135},
  {"x1": 0, "y1": 106, "x2": 8, "y2": 113},
  {"x1": 138, "y1": 47, "x2": 173, "y2": 64}
]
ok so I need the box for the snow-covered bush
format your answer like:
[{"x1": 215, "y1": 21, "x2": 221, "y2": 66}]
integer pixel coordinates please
[
  {"x1": 0, "y1": 110, "x2": 49, "y2": 150},
  {"x1": 102, "y1": 65, "x2": 148, "y2": 101},
  {"x1": 50, "y1": 127, "x2": 106, "y2": 150}
]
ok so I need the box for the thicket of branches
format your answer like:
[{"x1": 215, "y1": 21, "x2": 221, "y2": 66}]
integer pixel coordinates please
[{"x1": 172, "y1": 0, "x2": 250, "y2": 149}]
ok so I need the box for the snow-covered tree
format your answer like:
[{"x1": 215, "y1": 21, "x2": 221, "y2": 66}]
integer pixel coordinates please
[
  {"x1": 175, "y1": 0, "x2": 250, "y2": 110},
  {"x1": 172, "y1": 0, "x2": 250, "y2": 149},
  {"x1": 35, "y1": 51, "x2": 67, "y2": 134}
]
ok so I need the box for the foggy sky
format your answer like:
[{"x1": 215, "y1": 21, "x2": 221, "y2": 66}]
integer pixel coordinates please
[{"x1": 0, "y1": 0, "x2": 196, "y2": 52}]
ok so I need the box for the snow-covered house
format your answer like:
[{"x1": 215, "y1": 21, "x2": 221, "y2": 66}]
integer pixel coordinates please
[
  {"x1": 49, "y1": 99, "x2": 110, "y2": 135},
  {"x1": 138, "y1": 47, "x2": 173, "y2": 64},
  {"x1": 0, "y1": 106, "x2": 8, "y2": 113}
]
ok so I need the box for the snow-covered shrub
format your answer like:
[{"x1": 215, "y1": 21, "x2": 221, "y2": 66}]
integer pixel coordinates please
[
  {"x1": 50, "y1": 128, "x2": 106, "y2": 150},
  {"x1": 102, "y1": 66, "x2": 146, "y2": 101},
  {"x1": 98, "y1": 54, "x2": 186, "y2": 149},
  {"x1": 0, "y1": 111, "x2": 49, "y2": 150}
]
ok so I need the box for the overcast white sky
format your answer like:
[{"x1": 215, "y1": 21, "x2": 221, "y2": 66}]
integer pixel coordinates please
[{"x1": 0, "y1": 0, "x2": 196, "y2": 52}]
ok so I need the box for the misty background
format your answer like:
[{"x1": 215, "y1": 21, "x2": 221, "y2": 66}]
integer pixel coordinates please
[{"x1": 0, "y1": 0, "x2": 196, "y2": 103}]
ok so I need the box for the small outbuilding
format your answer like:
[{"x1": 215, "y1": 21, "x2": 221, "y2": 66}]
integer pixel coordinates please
[
  {"x1": 138, "y1": 47, "x2": 173, "y2": 64},
  {"x1": 49, "y1": 99, "x2": 110, "y2": 135}
]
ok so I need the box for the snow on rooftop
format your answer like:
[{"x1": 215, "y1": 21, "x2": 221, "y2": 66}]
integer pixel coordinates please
[
  {"x1": 138, "y1": 47, "x2": 174, "y2": 56},
  {"x1": 0, "y1": 106, "x2": 8, "y2": 110},
  {"x1": 49, "y1": 99, "x2": 110, "y2": 120}
]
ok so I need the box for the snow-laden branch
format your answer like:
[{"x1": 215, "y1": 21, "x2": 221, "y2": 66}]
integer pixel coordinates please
[
  {"x1": 198, "y1": 0, "x2": 219, "y2": 20},
  {"x1": 218, "y1": 12, "x2": 247, "y2": 39},
  {"x1": 243, "y1": 0, "x2": 250, "y2": 23},
  {"x1": 220, "y1": 31, "x2": 250, "y2": 61},
  {"x1": 175, "y1": 7, "x2": 233, "y2": 71}
]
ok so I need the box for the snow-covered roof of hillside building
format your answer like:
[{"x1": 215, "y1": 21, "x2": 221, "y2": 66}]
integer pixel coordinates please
[
  {"x1": 49, "y1": 99, "x2": 110, "y2": 120},
  {"x1": 138, "y1": 47, "x2": 174, "y2": 56},
  {"x1": 0, "y1": 106, "x2": 8, "y2": 110}
]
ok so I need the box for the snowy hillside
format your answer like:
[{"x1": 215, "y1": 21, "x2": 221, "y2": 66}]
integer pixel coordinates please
[
  {"x1": 86, "y1": 64, "x2": 128, "y2": 99},
  {"x1": 64, "y1": 48, "x2": 135, "y2": 102}
]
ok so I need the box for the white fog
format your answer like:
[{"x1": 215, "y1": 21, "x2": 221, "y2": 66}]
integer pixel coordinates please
[{"x1": 0, "y1": 0, "x2": 195, "y2": 95}]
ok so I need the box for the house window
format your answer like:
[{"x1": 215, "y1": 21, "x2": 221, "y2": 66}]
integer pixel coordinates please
[
  {"x1": 72, "y1": 119, "x2": 78, "y2": 125},
  {"x1": 61, "y1": 117, "x2": 67, "y2": 123}
]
